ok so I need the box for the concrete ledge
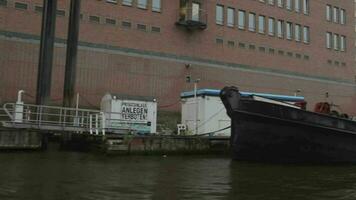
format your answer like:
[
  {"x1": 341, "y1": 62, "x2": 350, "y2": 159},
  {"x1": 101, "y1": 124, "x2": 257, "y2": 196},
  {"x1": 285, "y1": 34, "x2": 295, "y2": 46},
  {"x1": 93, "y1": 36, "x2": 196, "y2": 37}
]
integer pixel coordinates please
[{"x1": 0, "y1": 129, "x2": 42, "y2": 150}]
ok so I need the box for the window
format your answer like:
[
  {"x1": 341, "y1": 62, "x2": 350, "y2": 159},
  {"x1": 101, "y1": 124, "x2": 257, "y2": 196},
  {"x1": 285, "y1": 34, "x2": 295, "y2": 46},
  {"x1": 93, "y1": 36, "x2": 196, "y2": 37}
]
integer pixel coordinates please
[
  {"x1": 326, "y1": 32, "x2": 332, "y2": 49},
  {"x1": 259, "y1": 46, "x2": 266, "y2": 52},
  {"x1": 122, "y1": 21, "x2": 132, "y2": 28},
  {"x1": 295, "y1": 0, "x2": 300, "y2": 12},
  {"x1": 89, "y1": 16, "x2": 100, "y2": 23},
  {"x1": 295, "y1": 24, "x2": 301, "y2": 41},
  {"x1": 152, "y1": 0, "x2": 161, "y2": 12},
  {"x1": 258, "y1": 15, "x2": 265, "y2": 33},
  {"x1": 296, "y1": 54, "x2": 302, "y2": 59},
  {"x1": 249, "y1": 44, "x2": 256, "y2": 50},
  {"x1": 122, "y1": 0, "x2": 132, "y2": 6},
  {"x1": 286, "y1": 22, "x2": 292, "y2": 40},
  {"x1": 326, "y1": 5, "x2": 332, "y2": 21},
  {"x1": 248, "y1": 13, "x2": 256, "y2": 31},
  {"x1": 238, "y1": 42, "x2": 246, "y2": 48},
  {"x1": 277, "y1": 20, "x2": 284, "y2": 38},
  {"x1": 56, "y1": 9, "x2": 65, "y2": 16},
  {"x1": 286, "y1": 0, "x2": 292, "y2": 10},
  {"x1": 106, "y1": 0, "x2": 117, "y2": 3},
  {"x1": 268, "y1": 18, "x2": 275, "y2": 36},
  {"x1": 278, "y1": 50, "x2": 285, "y2": 55},
  {"x1": 304, "y1": 55, "x2": 309, "y2": 60},
  {"x1": 269, "y1": 48, "x2": 275, "y2": 54},
  {"x1": 137, "y1": 0, "x2": 147, "y2": 9},
  {"x1": 105, "y1": 18, "x2": 116, "y2": 25},
  {"x1": 151, "y1": 26, "x2": 161, "y2": 33},
  {"x1": 216, "y1": 5, "x2": 224, "y2": 25},
  {"x1": 238, "y1": 10, "x2": 245, "y2": 29},
  {"x1": 227, "y1": 8, "x2": 235, "y2": 27},
  {"x1": 287, "y1": 52, "x2": 293, "y2": 57},
  {"x1": 303, "y1": 26, "x2": 309, "y2": 43},
  {"x1": 277, "y1": 0, "x2": 283, "y2": 7},
  {"x1": 333, "y1": 34, "x2": 339, "y2": 50},
  {"x1": 228, "y1": 41, "x2": 235, "y2": 47},
  {"x1": 340, "y1": 35, "x2": 346, "y2": 52},
  {"x1": 15, "y1": 2, "x2": 27, "y2": 10},
  {"x1": 216, "y1": 38, "x2": 224, "y2": 45},
  {"x1": 334, "y1": 61, "x2": 340, "y2": 66},
  {"x1": 340, "y1": 9, "x2": 346, "y2": 25},
  {"x1": 302, "y1": 0, "x2": 309, "y2": 14},
  {"x1": 268, "y1": 0, "x2": 274, "y2": 5},
  {"x1": 35, "y1": 5, "x2": 43, "y2": 12},
  {"x1": 137, "y1": 24, "x2": 147, "y2": 31},
  {"x1": 0, "y1": 0, "x2": 7, "y2": 7},
  {"x1": 333, "y1": 7, "x2": 339, "y2": 23}
]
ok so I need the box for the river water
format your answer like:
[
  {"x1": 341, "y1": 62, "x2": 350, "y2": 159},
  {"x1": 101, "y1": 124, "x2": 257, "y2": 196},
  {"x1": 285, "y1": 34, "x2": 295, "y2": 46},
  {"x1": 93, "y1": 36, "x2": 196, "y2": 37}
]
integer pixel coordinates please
[{"x1": 1, "y1": 150, "x2": 356, "y2": 200}]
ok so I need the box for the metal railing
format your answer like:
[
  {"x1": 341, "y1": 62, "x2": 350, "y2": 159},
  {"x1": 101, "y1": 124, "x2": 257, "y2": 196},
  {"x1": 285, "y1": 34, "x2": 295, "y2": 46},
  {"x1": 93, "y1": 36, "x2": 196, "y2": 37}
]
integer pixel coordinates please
[
  {"x1": 176, "y1": 7, "x2": 207, "y2": 29},
  {"x1": 1, "y1": 103, "x2": 151, "y2": 135}
]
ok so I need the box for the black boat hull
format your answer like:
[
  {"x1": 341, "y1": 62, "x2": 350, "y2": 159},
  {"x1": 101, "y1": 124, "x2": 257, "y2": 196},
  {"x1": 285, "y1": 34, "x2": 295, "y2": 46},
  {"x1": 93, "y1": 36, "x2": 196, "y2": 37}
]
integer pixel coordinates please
[{"x1": 221, "y1": 86, "x2": 356, "y2": 163}]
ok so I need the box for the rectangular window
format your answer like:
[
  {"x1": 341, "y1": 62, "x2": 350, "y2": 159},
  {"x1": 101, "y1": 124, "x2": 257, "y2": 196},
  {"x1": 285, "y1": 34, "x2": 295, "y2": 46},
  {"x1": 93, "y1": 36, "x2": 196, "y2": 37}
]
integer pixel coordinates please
[
  {"x1": 269, "y1": 48, "x2": 275, "y2": 54},
  {"x1": 333, "y1": 34, "x2": 339, "y2": 50},
  {"x1": 333, "y1": 7, "x2": 339, "y2": 23},
  {"x1": 238, "y1": 10, "x2": 245, "y2": 29},
  {"x1": 0, "y1": 0, "x2": 7, "y2": 7},
  {"x1": 137, "y1": 24, "x2": 147, "y2": 31},
  {"x1": 303, "y1": 26, "x2": 310, "y2": 43},
  {"x1": 326, "y1": 5, "x2": 332, "y2": 21},
  {"x1": 277, "y1": 20, "x2": 284, "y2": 38},
  {"x1": 216, "y1": 38, "x2": 224, "y2": 45},
  {"x1": 295, "y1": 0, "x2": 300, "y2": 12},
  {"x1": 340, "y1": 9, "x2": 346, "y2": 25},
  {"x1": 228, "y1": 41, "x2": 235, "y2": 47},
  {"x1": 106, "y1": 0, "x2": 117, "y2": 3},
  {"x1": 122, "y1": 0, "x2": 132, "y2": 6},
  {"x1": 122, "y1": 21, "x2": 132, "y2": 28},
  {"x1": 89, "y1": 16, "x2": 100, "y2": 23},
  {"x1": 303, "y1": 0, "x2": 309, "y2": 14},
  {"x1": 152, "y1": 0, "x2": 161, "y2": 12},
  {"x1": 191, "y1": 2, "x2": 200, "y2": 21},
  {"x1": 216, "y1": 5, "x2": 224, "y2": 25},
  {"x1": 35, "y1": 5, "x2": 43, "y2": 12},
  {"x1": 326, "y1": 32, "x2": 332, "y2": 49},
  {"x1": 248, "y1": 13, "x2": 256, "y2": 31},
  {"x1": 277, "y1": 0, "x2": 283, "y2": 7},
  {"x1": 268, "y1": 0, "x2": 274, "y2": 5},
  {"x1": 286, "y1": 22, "x2": 292, "y2": 40},
  {"x1": 340, "y1": 35, "x2": 346, "y2": 52},
  {"x1": 238, "y1": 42, "x2": 246, "y2": 48},
  {"x1": 295, "y1": 24, "x2": 301, "y2": 41},
  {"x1": 227, "y1": 8, "x2": 235, "y2": 27},
  {"x1": 151, "y1": 26, "x2": 161, "y2": 33},
  {"x1": 258, "y1": 15, "x2": 265, "y2": 33},
  {"x1": 15, "y1": 2, "x2": 27, "y2": 10},
  {"x1": 137, "y1": 0, "x2": 147, "y2": 9},
  {"x1": 105, "y1": 18, "x2": 116, "y2": 25},
  {"x1": 56, "y1": 9, "x2": 65, "y2": 16},
  {"x1": 268, "y1": 18, "x2": 275, "y2": 36},
  {"x1": 286, "y1": 0, "x2": 292, "y2": 10}
]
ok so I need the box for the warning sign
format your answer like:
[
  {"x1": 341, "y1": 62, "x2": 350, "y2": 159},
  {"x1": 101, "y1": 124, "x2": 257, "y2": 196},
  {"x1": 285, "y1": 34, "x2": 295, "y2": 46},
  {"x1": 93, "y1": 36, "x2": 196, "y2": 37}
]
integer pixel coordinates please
[{"x1": 121, "y1": 102, "x2": 148, "y2": 121}]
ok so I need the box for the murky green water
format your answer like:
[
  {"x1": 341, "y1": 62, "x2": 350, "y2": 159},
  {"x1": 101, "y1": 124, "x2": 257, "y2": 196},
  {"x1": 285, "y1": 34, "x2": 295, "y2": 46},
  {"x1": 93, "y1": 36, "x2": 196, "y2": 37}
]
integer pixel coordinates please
[{"x1": 1, "y1": 150, "x2": 356, "y2": 200}]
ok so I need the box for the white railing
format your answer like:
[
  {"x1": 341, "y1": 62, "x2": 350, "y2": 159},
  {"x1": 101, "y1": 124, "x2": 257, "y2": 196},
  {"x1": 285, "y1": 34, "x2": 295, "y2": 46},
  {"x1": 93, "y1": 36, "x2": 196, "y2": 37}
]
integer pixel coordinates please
[{"x1": 1, "y1": 103, "x2": 148, "y2": 135}]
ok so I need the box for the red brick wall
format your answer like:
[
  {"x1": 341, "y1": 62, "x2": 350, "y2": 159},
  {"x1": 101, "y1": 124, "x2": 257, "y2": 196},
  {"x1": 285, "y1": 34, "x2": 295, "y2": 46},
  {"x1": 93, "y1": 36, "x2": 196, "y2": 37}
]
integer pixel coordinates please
[{"x1": 0, "y1": 0, "x2": 355, "y2": 114}]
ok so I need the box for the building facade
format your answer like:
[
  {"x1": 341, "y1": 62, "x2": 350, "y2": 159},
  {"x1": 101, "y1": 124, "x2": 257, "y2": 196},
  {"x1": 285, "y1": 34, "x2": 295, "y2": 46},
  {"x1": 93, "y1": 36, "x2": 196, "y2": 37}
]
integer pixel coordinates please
[{"x1": 0, "y1": 0, "x2": 355, "y2": 113}]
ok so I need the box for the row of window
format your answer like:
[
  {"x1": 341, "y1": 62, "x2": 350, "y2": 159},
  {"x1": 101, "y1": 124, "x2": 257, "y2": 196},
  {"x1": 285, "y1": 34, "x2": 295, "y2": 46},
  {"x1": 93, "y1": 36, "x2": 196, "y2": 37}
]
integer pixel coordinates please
[
  {"x1": 0, "y1": 0, "x2": 161, "y2": 14},
  {"x1": 216, "y1": 6, "x2": 310, "y2": 44},
  {"x1": 215, "y1": 38, "x2": 310, "y2": 61},
  {"x1": 326, "y1": 33, "x2": 346, "y2": 52},
  {"x1": 106, "y1": 0, "x2": 161, "y2": 12},
  {"x1": 257, "y1": 0, "x2": 309, "y2": 15},
  {"x1": 326, "y1": 5, "x2": 346, "y2": 25},
  {"x1": 327, "y1": 59, "x2": 347, "y2": 67}
]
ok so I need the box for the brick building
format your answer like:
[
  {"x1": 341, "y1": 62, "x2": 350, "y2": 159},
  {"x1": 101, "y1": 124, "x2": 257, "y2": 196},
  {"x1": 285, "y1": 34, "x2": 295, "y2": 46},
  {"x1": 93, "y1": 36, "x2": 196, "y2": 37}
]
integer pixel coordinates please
[{"x1": 0, "y1": 0, "x2": 355, "y2": 113}]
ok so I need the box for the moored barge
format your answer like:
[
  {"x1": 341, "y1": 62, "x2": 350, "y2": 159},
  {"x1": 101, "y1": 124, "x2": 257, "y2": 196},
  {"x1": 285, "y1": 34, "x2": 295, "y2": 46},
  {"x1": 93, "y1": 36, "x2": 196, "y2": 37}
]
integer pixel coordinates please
[{"x1": 220, "y1": 86, "x2": 356, "y2": 163}]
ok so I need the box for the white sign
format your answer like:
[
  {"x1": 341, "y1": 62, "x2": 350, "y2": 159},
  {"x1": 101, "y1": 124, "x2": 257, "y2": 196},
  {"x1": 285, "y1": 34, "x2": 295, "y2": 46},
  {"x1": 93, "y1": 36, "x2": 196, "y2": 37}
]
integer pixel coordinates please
[{"x1": 121, "y1": 102, "x2": 148, "y2": 121}]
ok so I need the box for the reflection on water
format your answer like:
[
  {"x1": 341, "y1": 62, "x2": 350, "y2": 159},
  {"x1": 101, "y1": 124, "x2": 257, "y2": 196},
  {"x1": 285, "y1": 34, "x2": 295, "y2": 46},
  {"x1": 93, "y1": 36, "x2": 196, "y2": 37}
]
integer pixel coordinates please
[{"x1": 1, "y1": 151, "x2": 356, "y2": 199}]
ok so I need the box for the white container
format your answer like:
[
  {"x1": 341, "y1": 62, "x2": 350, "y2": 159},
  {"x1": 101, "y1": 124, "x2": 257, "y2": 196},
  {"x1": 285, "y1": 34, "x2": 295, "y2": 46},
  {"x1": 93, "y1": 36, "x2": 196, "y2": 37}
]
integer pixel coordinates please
[
  {"x1": 181, "y1": 90, "x2": 230, "y2": 136},
  {"x1": 101, "y1": 94, "x2": 157, "y2": 134}
]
